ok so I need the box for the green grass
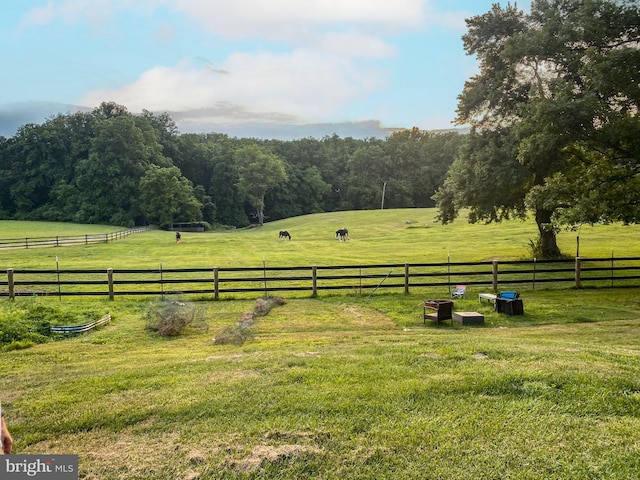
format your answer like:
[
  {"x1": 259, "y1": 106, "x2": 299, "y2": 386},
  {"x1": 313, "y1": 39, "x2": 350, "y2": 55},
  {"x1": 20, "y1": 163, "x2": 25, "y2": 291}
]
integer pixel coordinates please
[
  {"x1": 0, "y1": 220, "x2": 122, "y2": 238},
  {"x1": 1, "y1": 209, "x2": 639, "y2": 271},
  {"x1": 1, "y1": 211, "x2": 640, "y2": 479}
]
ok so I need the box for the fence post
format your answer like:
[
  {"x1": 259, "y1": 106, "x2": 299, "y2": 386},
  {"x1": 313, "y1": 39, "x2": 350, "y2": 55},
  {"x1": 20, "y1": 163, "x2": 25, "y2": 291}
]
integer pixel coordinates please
[
  {"x1": 492, "y1": 260, "x2": 499, "y2": 291},
  {"x1": 404, "y1": 263, "x2": 410, "y2": 294},
  {"x1": 107, "y1": 268, "x2": 114, "y2": 300},
  {"x1": 213, "y1": 267, "x2": 219, "y2": 300},
  {"x1": 7, "y1": 268, "x2": 14, "y2": 300},
  {"x1": 611, "y1": 251, "x2": 614, "y2": 287},
  {"x1": 532, "y1": 258, "x2": 536, "y2": 290},
  {"x1": 312, "y1": 265, "x2": 318, "y2": 297},
  {"x1": 575, "y1": 257, "x2": 581, "y2": 288}
]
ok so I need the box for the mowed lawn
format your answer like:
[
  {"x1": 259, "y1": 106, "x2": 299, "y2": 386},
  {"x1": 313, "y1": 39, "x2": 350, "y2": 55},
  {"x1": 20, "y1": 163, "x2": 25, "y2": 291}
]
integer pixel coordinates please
[{"x1": 1, "y1": 211, "x2": 640, "y2": 479}]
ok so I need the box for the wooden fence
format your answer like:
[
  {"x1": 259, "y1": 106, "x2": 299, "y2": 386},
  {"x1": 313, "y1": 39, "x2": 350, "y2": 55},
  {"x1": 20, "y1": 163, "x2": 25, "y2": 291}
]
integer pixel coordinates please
[
  {"x1": 0, "y1": 227, "x2": 150, "y2": 249},
  {"x1": 1, "y1": 256, "x2": 639, "y2": 300}
]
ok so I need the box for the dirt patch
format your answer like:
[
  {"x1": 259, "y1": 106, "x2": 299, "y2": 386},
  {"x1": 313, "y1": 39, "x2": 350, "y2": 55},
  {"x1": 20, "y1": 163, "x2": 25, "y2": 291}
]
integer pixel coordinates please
[{"x1": 233, "y1": 444, "x2": 322, "y2": 473}]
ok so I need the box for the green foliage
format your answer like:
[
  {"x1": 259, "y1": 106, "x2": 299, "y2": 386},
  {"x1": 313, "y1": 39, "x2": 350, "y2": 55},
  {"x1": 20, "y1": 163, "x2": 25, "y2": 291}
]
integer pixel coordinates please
[
  {"x1": 0, "y1": 305, "x2": 52, "y2": 346},
  {"x1": 0, "y1": 103, "x2": 462, "y2": 229},
  {"x1": 435, "y1": 130, "x2": 528, "y2": 225},
  {"x1": 234, "y1": 144, "x2": 288, "y2": 225},
  {"x1": 2, "y1": 339, "x2": 35, "y2": 351},
  {"x1": 440, "y1": 0, "x2": 640, "y2": 258},
  {"x1": 138, "y1": 165, "x2": 202, "y2": 228},
  {"x1": 529, "y1": 146, "x2": 640, "y2": 226},
  {"x1": 0, "y1": 300, "x2": 106, "y2": 347}
]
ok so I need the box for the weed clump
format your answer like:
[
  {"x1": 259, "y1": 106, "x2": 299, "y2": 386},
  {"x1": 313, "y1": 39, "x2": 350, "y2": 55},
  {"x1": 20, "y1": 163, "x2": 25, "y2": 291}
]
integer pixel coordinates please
[{"x1": 145, "y1": 298, "x2": 207, "y2": 337}]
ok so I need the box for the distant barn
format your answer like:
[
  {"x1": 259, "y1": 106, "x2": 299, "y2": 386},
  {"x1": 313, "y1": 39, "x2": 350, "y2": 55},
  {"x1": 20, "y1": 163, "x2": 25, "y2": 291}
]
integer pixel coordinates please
[{"x1": 171, "y1": 222, "x2": 206, "y2": 232}]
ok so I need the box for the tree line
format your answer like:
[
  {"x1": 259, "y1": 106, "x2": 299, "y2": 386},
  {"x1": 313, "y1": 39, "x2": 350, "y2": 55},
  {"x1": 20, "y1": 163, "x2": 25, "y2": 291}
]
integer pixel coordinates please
[{"x1": 0, "y1": 102, "x2": 463, "y2": 230}]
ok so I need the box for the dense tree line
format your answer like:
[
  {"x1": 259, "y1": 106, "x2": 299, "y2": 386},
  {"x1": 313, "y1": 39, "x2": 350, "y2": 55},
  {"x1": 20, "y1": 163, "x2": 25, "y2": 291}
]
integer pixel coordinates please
[{"x1": 0, "y1": 102, "x2": 464, "y2": 228}]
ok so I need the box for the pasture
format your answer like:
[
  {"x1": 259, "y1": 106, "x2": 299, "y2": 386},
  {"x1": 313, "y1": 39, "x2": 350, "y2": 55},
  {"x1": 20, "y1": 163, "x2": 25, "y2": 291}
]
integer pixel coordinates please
[
  {"x1": 1, "y1": 210, "x2": 640, "y2": 479},
  {"x1": 2, "y1": 209, "x2": 640, "y2": 270}
]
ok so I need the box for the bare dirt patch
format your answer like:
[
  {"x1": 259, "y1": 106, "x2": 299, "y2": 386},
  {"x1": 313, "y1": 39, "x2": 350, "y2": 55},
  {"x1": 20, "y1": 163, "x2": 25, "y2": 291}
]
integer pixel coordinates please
[{"x1": 232, "y1": 444, "x2": 323, "y2": 473}]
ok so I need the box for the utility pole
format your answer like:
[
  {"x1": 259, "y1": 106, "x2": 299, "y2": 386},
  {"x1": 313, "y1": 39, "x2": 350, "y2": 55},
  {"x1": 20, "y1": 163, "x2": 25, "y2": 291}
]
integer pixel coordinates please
[{"x1": 381, "y1": 181, "x2": 387, "y2": 209}]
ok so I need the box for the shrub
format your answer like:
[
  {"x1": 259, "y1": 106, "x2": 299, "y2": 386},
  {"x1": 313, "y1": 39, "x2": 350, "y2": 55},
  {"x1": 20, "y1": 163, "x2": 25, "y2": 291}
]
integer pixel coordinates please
[
  {"x1": 0, "y1": 301, "x2": 107, "y2": 347},
  {"x1": 144, "y1": 298, "x2": 205, "y2": 337}
]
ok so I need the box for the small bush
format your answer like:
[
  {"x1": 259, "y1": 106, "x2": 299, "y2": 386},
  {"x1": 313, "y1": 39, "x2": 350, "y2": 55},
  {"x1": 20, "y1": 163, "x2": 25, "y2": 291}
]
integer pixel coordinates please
[
  {"x1": 0, "y1": 301, "x2": 107, "y2": 348},
  {"x1": 144, "y1": 298, "x2": 205, "y2": 337},
  {"x1": 0, "y1": 304, "x2": 56, "y2": 345}
]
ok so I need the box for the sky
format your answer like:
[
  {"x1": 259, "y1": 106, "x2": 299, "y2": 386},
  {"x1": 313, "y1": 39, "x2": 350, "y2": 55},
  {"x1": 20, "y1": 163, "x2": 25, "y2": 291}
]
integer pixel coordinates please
[{"x1": 0, "y1": 0, "x2": 511, "y2": 140}]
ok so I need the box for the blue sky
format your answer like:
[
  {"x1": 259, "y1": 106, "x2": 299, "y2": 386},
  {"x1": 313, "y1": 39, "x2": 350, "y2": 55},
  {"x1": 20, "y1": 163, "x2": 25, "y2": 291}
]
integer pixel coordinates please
[{"x1": 0, "y1": 0, "x2": 511, "y2": 139}]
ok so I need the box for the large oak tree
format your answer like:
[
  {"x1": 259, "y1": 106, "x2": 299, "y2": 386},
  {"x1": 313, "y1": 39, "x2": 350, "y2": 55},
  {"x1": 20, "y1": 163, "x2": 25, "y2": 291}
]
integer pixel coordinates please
[{"x1": 435, "y1": 0, "x2": 640, "y2": 258}]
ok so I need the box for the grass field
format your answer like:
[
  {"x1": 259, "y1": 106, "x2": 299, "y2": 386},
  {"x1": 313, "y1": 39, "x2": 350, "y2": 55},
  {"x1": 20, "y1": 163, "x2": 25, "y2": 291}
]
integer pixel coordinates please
[
  {"x1": 2, "y1": 209, "x2": 640, "y2": 270},
  {"x1": 1, "y1": 211, "x2": 640, "y2": 479}
]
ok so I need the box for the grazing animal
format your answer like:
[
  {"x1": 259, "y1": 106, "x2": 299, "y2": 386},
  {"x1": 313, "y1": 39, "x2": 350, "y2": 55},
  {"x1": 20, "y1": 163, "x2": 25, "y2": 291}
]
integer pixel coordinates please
[
  {"x1": 279, "y1": 230, "x2": 292, "y2": 240},
  {"x1": 335, "y1": 228, "x2": 349, "y2": 241}
]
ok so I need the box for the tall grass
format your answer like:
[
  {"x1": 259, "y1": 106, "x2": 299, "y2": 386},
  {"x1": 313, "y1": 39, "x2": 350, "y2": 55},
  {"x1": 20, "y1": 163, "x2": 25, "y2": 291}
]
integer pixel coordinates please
[{"x1": 1, "y1": 211, "x2": 640, "y2": 479}]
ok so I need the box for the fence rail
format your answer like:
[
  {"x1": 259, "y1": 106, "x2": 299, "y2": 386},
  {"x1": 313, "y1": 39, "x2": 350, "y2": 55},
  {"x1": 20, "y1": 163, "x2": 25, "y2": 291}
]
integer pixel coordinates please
[
  {"x1": 1, "y1": 256, "x2": 639, "y2": 300},
  {"x1": 49, "y1": 314, "x2": 112, "y2": 334},
  {"x1": 0, "y1": 227, "x2": 150, "y2": 249}
]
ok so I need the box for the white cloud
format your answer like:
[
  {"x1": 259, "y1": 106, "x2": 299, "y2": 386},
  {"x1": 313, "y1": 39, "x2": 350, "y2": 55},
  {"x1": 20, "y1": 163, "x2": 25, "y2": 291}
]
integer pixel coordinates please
[
  {"x1": 20, "y1": 0, "x2": 475, "y2": 132},
  {"x1": 312, "y1": 31, "x2": 396, "y2": 58},
  {"x1": 80, "y1": 50, "x2": 387, "y2": 122},
  {"x1": 19, "y1": 0, "x2": 430, "y2": 36},
  {"x1": 422, "y1": 3, "x2": 470, "y2": 32},
  {"x1": 19, "y1": 0, "x2": 127, "y2": 28},
  {"x1": 171, "y1": 0, "x2": 428, "y2": 39},
  {"x1": 152, "y1": 22, "x2": 176, "y2": 43},
  {"x1": 19, "y1": 2, "x2": 56, "y2": 28}
]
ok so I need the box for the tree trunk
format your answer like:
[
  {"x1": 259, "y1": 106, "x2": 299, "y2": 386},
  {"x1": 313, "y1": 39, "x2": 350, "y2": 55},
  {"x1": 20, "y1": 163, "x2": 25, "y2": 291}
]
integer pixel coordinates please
[
  {"x1": 256, "y1": 194, "x2": 265, "y2": 226},
  {"x1": 535, "y1": 208, "x2": 561, "y2": 258}
]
